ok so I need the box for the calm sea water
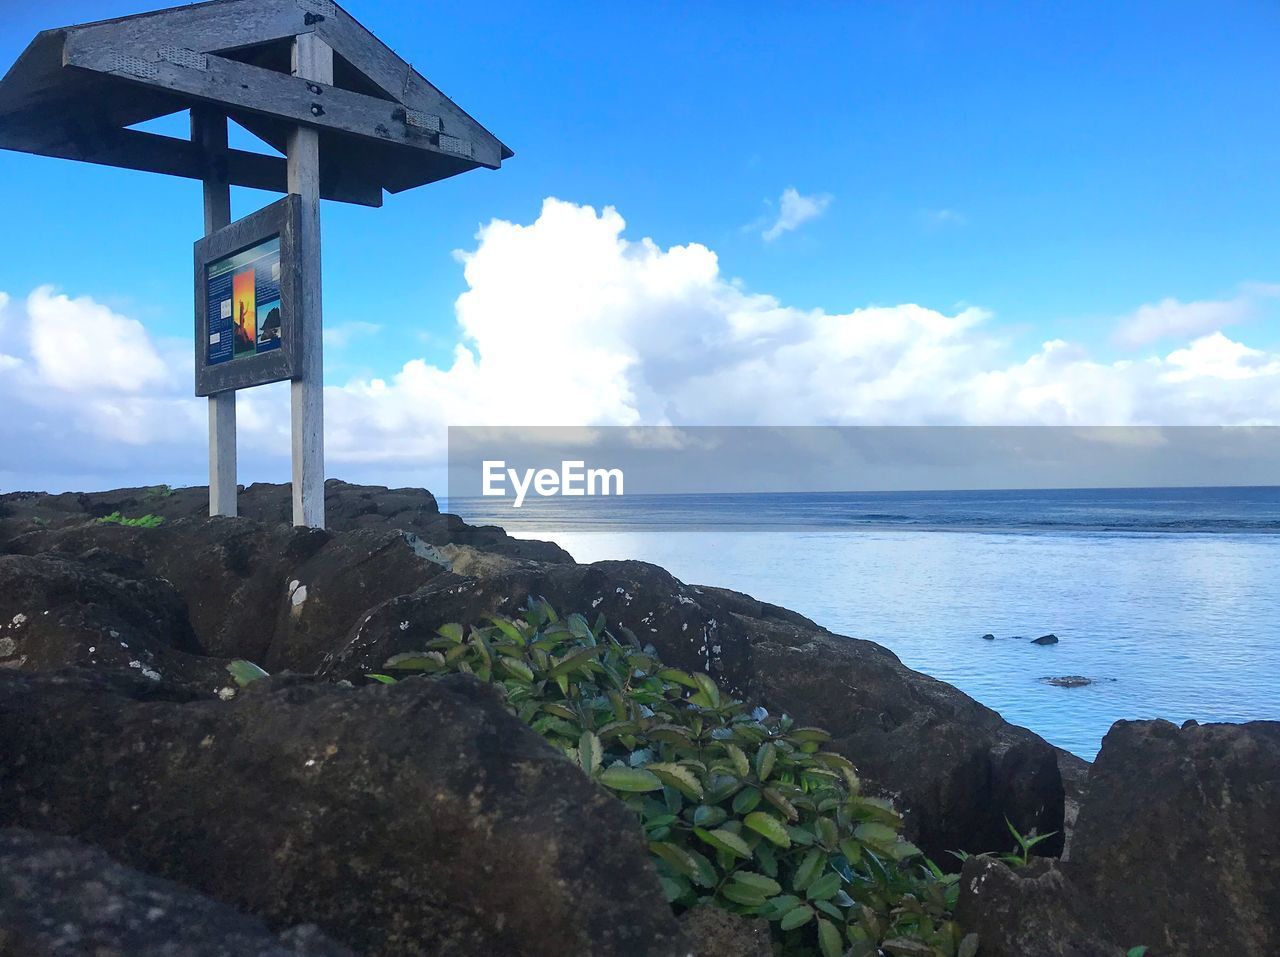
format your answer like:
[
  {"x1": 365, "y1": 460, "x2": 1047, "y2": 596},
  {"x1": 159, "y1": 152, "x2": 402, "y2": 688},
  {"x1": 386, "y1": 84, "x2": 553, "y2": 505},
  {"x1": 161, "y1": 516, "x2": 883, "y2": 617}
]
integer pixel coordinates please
[{"x1": 450, "y1": 488, "x2": 1280, "y2": 759}]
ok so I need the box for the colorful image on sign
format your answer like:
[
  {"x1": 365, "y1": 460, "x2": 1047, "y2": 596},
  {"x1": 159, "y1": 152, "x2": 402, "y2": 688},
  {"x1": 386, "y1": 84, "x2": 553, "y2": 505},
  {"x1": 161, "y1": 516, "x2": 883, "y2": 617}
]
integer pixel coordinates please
[{"x1": 206, "y1": 235, "x2": 282, "y2": 366}]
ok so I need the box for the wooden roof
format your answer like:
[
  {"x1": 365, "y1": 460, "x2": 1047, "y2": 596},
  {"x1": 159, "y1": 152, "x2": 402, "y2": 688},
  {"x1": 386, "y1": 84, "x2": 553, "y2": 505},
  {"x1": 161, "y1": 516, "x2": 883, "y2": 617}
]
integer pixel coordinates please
[{"x1": 0, "y1": 0, "x2": 512, "y2": 207}]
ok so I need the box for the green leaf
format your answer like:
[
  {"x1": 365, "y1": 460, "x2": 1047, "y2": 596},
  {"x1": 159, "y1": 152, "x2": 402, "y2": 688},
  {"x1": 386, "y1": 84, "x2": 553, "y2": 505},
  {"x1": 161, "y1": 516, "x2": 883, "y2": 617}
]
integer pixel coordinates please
[
  {"x1": 694, "y1": 827, "x2": 751, "y2": 859},
  {"x1": 226, "y1": 660, "x2": 268, "y2": 687},
  {"x1": 1126, "y1": 949, "x2": 1149, "y2": 957},
  {"x1": 779, "y1": 904, "x2": 814, "y2": 931},
  {"x1": 436, "y1": 623, "x2": 465, "y2": 644},
  {"x1": 733, "y1": 787, "x2": 762, "y2": 814},
  {"x1": 806, "y1": 872, "x2": 842, "y2": 901},
  {"x1": 959, "y1": 934, "x2": 980, "y2": 957},
  {"x1": 744, "y1": 812, "x2": 791, "y2": 848},
  {"x1": 817, "y1": 917, "x2": 843, "y2": 957},
  {"x1": 649, "y1": 841, "x2": 700, "y2": 879},
  {"x1": 720, "y1": 882, "x2": 769, "y2": 907},
  {"x1": 365, "y1": 673, "x2": 396, "y2": 684},
  {"x1": 497, "y1": 657, "x2": 535, "y2": 683},
  {"x1": 598, "y1": 766, "x2": 663, "y2": 792},
  {"x1": 755, "y1": 741, "x2": 778, "y2": 781},
  {"x1": 691, "y1": 671, "x2": 721, "y2": 707},
  {"x1": 579, "y1": 731, "x2": 603, "y2": 776},
  {"x1": 725, "y1": 743, "x2": 751, "y2": 778},
  {"x1": 792, "y1": 849, "x2": 825, "y2": 892},
  {"x1": 488, "y1": 616, "x2": 526, "y2": 645},
  {"x1": 657, "y1": 875, "x2": 687, "y2": 903},
  {"x1": 854, "y1": 821, "x2": 898, "y2": 848},
  {"x1": 383, "y1": 651, "x2": 444, "y2": 671},
  {"x1": 727, "y1": 871, "x2": 782, "y2": 897},
  {"x1": 648, "y1": 762, "x2": 704, "y2": 801},
  {"x1": 693, "y1": 804, "x2": 728, "y2": 828},
  {"x1": 882, "y1": 940, "x2": 936, "y2": 957}
]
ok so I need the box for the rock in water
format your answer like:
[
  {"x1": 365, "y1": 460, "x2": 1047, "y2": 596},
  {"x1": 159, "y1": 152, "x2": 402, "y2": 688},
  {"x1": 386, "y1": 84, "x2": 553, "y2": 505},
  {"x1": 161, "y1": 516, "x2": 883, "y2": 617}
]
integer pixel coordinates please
[
  {"x1": 0, "y1": 827, "x2": 355, "y2": 956},
  {"x1": 1040, "y1": 676, "x2": 1092, "y2": 688},
  {"x1": 0, "y1": 669, "x2": 687, "y2": 957},
  {"x1": 956, "y1": 857, "x2": 1125, "y2": 956},
  {"x1": 981, "y1": 633, "x2": 996, "y2": 640},
  {"x1": 1070, "y1": 719, "x2": 1280, "y2": 956},
  {"x1": 1032, "y1": 633, "x2": 1060, "y2": 645}
]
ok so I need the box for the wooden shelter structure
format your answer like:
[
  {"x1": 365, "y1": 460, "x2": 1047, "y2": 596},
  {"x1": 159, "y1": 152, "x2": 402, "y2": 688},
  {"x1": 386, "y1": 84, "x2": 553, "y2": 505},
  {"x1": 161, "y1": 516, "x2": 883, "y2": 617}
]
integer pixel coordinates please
[{"x1": 0, "y1": 0, "x2": 510, "y2": 527}]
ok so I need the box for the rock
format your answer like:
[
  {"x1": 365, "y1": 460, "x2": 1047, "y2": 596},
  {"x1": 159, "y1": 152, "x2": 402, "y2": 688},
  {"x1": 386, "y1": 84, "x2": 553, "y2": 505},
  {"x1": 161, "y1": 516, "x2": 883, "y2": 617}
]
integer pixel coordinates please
[
  {"x1": 679, "y1": 904, "x2": 772, "y2": 957},
  {"x1": 1041, "y1": 676, "x2": 1092, "y2": 688},
  {"x1": 1055, "y1": 749, "x2": 1091, "y2": 862},
  {"x1": 981, "y1": 633, "x2": 996, "y2": 640},
  {"x1": 1032, "y1": 634, "x2": 1059, "y2": 645},
  {"x1": 0, "y1": 827, "x2": 355, "y2": 956},
  {"x1": 955, "y1": 856, "x2": 1124, "y2": 957},
  {"x1": 0, "y1": 553, "x2": 225, "y2": 689},
  {"x1": 0, "y1": 481, "x2": 573, "y2": 564},
  {"x1": 322, "y1": 560, "x2": 1067, "y2": 860},
  {"x1": 1070, "y1": 719, "x2": 1280, "y2": 956},
  {"x1": 0, "y1": 669, "x2": 688, "y2": 957}
]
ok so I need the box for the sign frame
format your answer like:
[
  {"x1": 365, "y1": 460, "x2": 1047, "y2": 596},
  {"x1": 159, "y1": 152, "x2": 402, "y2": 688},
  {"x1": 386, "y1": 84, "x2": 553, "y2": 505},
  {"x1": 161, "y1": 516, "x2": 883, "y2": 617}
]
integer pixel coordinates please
[{"x1": 194, "y1": 193, "x2": 302, "y2": 397}]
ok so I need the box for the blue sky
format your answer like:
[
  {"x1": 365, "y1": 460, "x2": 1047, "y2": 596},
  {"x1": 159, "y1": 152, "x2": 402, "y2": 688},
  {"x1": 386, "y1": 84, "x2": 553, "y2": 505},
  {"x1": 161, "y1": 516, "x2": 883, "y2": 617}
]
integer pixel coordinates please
[{"x1": 1, "y1": 1, "x2": 1279, "y2": 490}]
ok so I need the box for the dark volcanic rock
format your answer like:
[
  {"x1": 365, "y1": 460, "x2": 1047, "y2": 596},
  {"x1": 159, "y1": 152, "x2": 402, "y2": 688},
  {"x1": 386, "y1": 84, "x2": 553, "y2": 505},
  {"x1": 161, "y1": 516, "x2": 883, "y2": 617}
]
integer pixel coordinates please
[
  {"x1": 1032, "y1": 633, "x2": 1060, "y2": 645},
  {"x1": 0, "y1": 553, "x2": 225, "y2": 689},
  {"x1": 0, "y1": 669, "x2": 687, "y2": 957},
  {"x1": 981, "y1": 632, "x2": 996, "y2": 640},
  {"x1": 322, "y1": 560, "x2": 1067, "y2": 859},
  {"x1": 956, "y1": 857, "x2": 1124, "y2": 957},
  {"x1": 1070, "y1": 719, "x2": 1280, "y2": 956},
  {"x1": 0, "y1": 480, "x2": 572, "y2": 564},
  {"x1": 0, "y1": 827, "x2": 354, "y2": 956},
  {"x1": 1040, "y1": 676, "x2": 1092, "y2": 688},
  {"x1": 679, "y1": 904, "x2": 772, "y2": 957}
]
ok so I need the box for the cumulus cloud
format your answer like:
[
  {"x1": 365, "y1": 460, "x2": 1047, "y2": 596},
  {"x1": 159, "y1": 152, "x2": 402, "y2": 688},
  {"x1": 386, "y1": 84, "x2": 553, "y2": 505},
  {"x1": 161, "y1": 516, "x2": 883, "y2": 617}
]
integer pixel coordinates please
[
  {"x1": 761, "y1": 187, "x2": 833, "y2": 241},
  {"x1": 324, "y1": 321, "x2": 383, "y2": 349},
  {"x1": 4, "y1": 197, "x2": 1280, "y2": 490},
  {"x1": 1112, "y1": 286, "x2": 1278, "y2": 349}
]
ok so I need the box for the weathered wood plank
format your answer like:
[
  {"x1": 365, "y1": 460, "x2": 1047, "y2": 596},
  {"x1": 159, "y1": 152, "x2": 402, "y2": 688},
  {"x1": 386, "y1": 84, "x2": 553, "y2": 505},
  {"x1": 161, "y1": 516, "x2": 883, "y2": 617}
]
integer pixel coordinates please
[
  {"x1": 192, "y1": 106, "x2": 238, "y2": 519},
  {"x1": 63, "y1": 42, "x2": 488, "y2": 170},
  {"x1": 0, "y1": 120, "x2": 381, "y2": 206},
  {"x1": 62, "y1": 0, "x2": 313, "y2": 58},
  {"x1": 317, "y1": 7, "x2": 508, "y2": 167},
  {"x1": 288, "y1": 32, "x2": 331, "y2": 530}
]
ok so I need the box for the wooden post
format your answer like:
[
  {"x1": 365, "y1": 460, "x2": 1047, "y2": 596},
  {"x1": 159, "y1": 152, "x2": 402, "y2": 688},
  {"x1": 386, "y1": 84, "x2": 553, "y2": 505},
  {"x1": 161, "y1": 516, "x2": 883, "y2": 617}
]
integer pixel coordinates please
[
  {"x1": 192, "y1": 106, "x2": 237, "y2": 518},
  {"x1": 288, "y1": 33, "x2": 331, "y2": 529}
]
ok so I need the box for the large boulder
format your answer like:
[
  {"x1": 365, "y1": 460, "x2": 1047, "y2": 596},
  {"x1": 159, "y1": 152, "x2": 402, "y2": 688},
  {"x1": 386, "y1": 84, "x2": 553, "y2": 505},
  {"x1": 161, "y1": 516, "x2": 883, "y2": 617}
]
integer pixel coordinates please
[
  {"x1": 0, "y1": 669, "x2": 688, "y2": 957},
  {"x1": 0, "y1": 827, "x2": 354, "y2": 957},
  {"x1": 1070, "y1": 719, "x2": 1280, "y2": 956},
  {"x1": 955, "y1": 857, "x2": 1123, "y2": 957},
  {"x1": 321, "y1": 560, "x2": 1066, "y2": 859},
  {"x1": 0, "y1": 553, "x2": 225, "y2": 690}
]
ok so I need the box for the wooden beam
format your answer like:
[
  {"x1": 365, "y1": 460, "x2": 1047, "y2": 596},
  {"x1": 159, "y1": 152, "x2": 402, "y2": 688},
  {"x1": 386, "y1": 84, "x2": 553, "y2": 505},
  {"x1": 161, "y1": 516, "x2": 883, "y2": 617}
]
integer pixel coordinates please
[
  {"x1": 192, "y1": 106, "x2": 238, "y2": 519},
  {"x1": 62, "y1": 40, "x2": 491, "y2": 169},
  {"x1": 0, "y1": 120, "x2": 382, "y2": 206},
  {"x1": 62, "y1": 0, "x2": 314, "y2": 58},
  {"x1": 317, "y1": 7, "x2": 509, "y2": 167},
  {"x1": 288, "y1": 32, "x2": 331, "y2": 530}
]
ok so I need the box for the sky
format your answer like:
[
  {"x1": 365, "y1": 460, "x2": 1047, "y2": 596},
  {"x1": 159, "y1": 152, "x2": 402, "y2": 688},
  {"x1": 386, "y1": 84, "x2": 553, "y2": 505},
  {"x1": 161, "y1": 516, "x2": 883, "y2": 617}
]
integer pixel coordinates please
[{"x1": 1, "y1": 0, "x2": 1279, "y2": 492}]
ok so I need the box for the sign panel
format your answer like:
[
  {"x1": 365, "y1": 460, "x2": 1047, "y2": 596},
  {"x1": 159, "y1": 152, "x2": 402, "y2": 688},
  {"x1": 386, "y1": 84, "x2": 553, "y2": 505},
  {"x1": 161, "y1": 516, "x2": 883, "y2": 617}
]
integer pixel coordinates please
[{"x1": 194, "y1": 195, "x2": 301, "y2": 396}]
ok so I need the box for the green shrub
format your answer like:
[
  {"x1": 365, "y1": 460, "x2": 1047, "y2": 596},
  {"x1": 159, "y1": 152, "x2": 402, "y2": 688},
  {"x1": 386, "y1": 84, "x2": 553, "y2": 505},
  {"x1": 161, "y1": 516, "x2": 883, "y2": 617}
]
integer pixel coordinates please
[
  {"x1": 96, "y1": 511, "x2": 165, "y2": 528},
  {"x1": 374, "y1": 599, "x2": 974, "y2": 957}
]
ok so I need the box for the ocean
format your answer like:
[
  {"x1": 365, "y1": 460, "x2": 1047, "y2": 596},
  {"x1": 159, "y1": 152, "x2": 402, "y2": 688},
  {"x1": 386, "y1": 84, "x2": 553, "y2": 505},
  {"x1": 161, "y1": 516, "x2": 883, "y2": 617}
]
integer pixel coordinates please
[{"x1": 450, "y1": 486, "x2": 1280, "y2": 760}]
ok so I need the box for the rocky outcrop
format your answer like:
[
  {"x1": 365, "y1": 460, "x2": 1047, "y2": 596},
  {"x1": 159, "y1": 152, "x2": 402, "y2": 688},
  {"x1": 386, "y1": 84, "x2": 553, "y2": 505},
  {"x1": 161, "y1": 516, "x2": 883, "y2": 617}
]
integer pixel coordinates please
[
  {"x1": 1070, "y1": 719, "x2": 1280, "y2": 956},
  {"x1": 955, "y1": 857, "x2": 1124, "y2": 957},
  {"x1": 0, "y1": 480, "x2": 572, "y2": 564},
  {"x1": 0, "y1": 669, "x2": 688, "y2": 957},
  {"x1": 679, "y1": 905, "x2": 772, "y2": 957},
  {"x1": 0, "y1": 827, "x2": 355, "y2": 957},
  {"x1": 321, "y1": 560, "x2": 1067, "y2": 859}
]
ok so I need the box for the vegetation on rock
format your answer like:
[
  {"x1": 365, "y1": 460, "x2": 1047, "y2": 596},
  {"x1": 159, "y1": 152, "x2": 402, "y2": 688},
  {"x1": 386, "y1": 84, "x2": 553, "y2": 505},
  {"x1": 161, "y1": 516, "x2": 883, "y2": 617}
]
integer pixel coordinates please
[
  {"x1": 95, "y1": 511, "x2": 165, "y2": 528},
  {"x1": 370, "y1": 599, "x2": 975, "y2": 957}
]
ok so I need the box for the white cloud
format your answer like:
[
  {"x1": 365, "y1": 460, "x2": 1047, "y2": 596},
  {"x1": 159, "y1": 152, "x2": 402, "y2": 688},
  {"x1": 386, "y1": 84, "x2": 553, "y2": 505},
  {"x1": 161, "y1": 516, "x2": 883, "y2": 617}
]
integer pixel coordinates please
[
  {"x1": 4, "y1": 197, "x2": 1280, "y2": 490},
  {"x1": 761, "y1": 187, "x2": 833, "y2": 241},
  {"x1": 1112, "y1": 287, "x2": 1277, "y2": 349},
  {"x1": 26, "y1": 286, "x2": 170, "y2": 392}
]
